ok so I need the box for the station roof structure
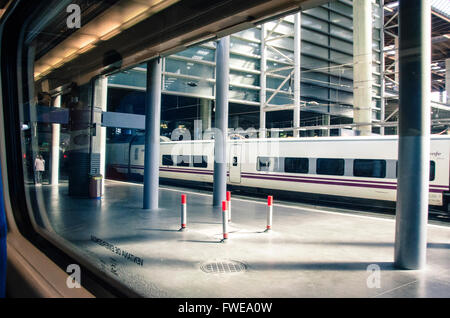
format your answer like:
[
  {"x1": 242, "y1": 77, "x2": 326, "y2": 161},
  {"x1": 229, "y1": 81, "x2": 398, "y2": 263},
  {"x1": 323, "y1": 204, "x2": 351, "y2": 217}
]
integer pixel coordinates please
[{"x1": 384, "y1": 0, "x2": 450, "y2": 92}]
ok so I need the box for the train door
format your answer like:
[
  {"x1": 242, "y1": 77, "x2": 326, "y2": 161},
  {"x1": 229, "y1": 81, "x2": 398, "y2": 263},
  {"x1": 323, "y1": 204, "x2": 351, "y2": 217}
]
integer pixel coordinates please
[{"x1": 229, "y1": 144, "x2": 242, "y2": 183}]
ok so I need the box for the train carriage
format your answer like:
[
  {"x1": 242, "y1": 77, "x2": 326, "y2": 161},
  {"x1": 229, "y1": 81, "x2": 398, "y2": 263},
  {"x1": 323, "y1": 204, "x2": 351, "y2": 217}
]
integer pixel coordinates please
[{"x1": 106, "y1": 135, "x2": 450, "y2": 212}]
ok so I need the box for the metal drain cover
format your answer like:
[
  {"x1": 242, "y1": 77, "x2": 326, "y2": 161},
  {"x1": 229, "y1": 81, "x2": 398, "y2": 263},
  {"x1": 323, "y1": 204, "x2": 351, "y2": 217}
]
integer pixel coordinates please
[{"x1": 201, "y1": 260, "x2": 247, "y2": 274}]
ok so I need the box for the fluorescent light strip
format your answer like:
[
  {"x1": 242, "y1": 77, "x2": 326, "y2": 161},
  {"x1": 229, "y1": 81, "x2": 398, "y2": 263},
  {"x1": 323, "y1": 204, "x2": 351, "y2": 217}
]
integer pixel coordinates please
[{"x1": 34, "y1": 0, "x2": 179, "y2": 81}]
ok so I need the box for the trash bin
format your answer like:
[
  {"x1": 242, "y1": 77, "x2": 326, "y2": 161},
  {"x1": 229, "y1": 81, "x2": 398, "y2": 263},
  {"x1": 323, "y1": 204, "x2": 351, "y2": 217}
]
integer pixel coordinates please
[{"x1": 89, "y1": 174, "x2": 103, "y2": 199}]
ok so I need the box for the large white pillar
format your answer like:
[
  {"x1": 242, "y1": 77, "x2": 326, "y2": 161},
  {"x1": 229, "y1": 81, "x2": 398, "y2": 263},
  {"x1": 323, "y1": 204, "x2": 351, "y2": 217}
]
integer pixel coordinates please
[
  {"x1": 353, "y1": 0, "x2": 373, "y2": 136},
  {"x1": 212, "y1": 36, "x2": 230, "y2": 207},
  {"x1": 94, "y1": 77, "x2": 108, "y2": 190},
  {"x1": 293, "y1": 12, "x2": 301, "y2": 137},
  {"x1": 50, "y1": 95, "x2": 61, "y2": 185}
]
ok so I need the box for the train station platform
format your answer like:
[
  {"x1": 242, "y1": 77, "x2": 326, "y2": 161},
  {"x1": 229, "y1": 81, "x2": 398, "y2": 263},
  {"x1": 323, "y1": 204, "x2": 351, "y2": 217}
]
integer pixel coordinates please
[{"x1": 33, "y1": 179, "x2": 450, "y2": 297}]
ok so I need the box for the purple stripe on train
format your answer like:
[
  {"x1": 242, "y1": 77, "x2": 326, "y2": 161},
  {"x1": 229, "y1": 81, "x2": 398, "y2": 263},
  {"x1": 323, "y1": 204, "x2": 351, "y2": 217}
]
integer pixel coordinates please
[{"x1": 110, "y1": 164, "x2": 446, "y2": 193}]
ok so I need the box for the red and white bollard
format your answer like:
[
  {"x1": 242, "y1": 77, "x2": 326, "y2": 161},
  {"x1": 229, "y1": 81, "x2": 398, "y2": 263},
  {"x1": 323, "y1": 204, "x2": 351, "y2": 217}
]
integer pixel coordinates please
[
  {"x1": 265, "y1": 195, "x2": 273, "y2": 232},
  {"x1": 180, "y1": 194, "x2": 187, "y2": 231},
  {"x1": 222, "y1": 200, "x2": 228, "y2": 241},
  {"x1": 226, "y1": 191, "x2": 232, "y2": 222}
]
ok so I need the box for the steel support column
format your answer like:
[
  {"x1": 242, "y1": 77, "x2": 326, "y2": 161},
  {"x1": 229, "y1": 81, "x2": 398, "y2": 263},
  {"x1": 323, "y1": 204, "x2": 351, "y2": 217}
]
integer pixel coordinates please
[
  {"x1": 143, "y1": 58, "x2": 162, "y2": 210},
  {"x1": 446, "y1": 58, "x2": 450, "y2": 104},
  {"x1": 260, "y1": 24, "x2": 267, "y2": 138},
  {"x1": 50, "y1": 95, "x2": 61, "y2": 185},
  {"x1": 394, "y1": 0, "x2": 431, "y2": 270},
  {"x1": 293, "y1": 12, "x2": 301, "y2": 137},
  {"x1": 213, "y1": 36, "x2": 229, "y2": 207}
]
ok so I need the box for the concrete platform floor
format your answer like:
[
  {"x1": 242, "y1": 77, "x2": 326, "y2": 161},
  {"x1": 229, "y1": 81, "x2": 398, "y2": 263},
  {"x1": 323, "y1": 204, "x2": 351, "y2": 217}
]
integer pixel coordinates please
[{"x1": 32, "y1": 179, "x2": 450, "y2": 297}]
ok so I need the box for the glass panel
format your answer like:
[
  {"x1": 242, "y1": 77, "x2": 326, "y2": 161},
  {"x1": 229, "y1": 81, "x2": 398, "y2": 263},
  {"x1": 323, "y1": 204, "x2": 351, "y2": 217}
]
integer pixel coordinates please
[
  {"x1": 257, "y1": 157, "x2": 281, "y2": 172},
  {"x1": 230, "y1": 37, "x2": 260, "y2": 56},
  {"x1": 330, "y1": 38, "x2": 353, "y2": 54},
  {"x1": 302, "y1": 42, "x2": 328, "y2": 59},
  {"x1": 303, "y1": 7, "x2": 329, "y2": 20},
  {"x1": 330, "y1": 11, "x2": 352, "y2": 26},
  {"x1": 165, "y1": 58, "x2": 214, "y2": 78},
  {"x1": 163, "y1": 76, "x2": 214, "y2": 97},
  {"x1": 302, "y1": 14, "x2": 329, "y2": 33},
  {"x1": 330, "y1": 25, "x2": 353, "y2": 42},
  {"x1": 162, "y1": 155, "x2": 174, "y2": 166},
  {"x1": 230, "y1": 54, "x2": 260, "y2": 71},
  {"x1": 302, "y1": 29, "x2": 328, "y2": 46},
  {"x1": 316, "y1": 158, "x2": 345, "y2": 176},
  {"x1": 176, "y1": 155, "x2": 190, "y2": 167},
  {"x1": 173, "y1": 46, "x2": 215, "y2": 62},
  {"x1": 193, "y1": 155, "x2": 208, "y2": 168},
  {"x1": 108, "y1": 69, "x2": 146, "y2": 88},
  {"x1": 284, "y1": 158, "x2": 309, "y2": 174},
  {"x1": 229, "y1": 86, "x2": 259, "y2": 102},
  {"x1": 430, "y1": 161, "x2": 435, "y2": 181},
  {"x1": 230, "y1": 70, "x2": 260, "y2": 86},
  {"x1": 353, "y1": 159, "x2": 386, "y2": 178}
]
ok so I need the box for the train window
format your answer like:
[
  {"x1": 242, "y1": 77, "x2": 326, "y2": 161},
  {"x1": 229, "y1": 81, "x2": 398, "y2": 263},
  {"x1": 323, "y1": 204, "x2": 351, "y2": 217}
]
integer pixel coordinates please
[
  {"x1": 430, "y1": 161, "x2": 435, "y2": 181},
  {"x1": 257, "y1": 157, "x2": 271, "y2": 171},
  {"x1": 353, "y1": 159, "x2": 386, "y2": 178},
  {"x1": 193, "y1": 156, "x2": 208, "y2": 168},
  {"x1": 176, "y1": 155, "x2": 190, "y2": 167},
  {"x1": 316, "y1": 158, "x2": 345, "y2": 176},
  {"x1": 257, "y1": 157, "x2": 280, "y2": 171},
  {"x1": 396, "y1": 161, "x2": 436, "y2": 181},
  {"x1": 134, "y1": 148, "x2": 139, "y2": 161},
  {"x1": 162, "y1": 155, "x2": 174, "y2": 166},
  {"x1": 284, "y1": 158, "x2": 308, "y2": 174}
]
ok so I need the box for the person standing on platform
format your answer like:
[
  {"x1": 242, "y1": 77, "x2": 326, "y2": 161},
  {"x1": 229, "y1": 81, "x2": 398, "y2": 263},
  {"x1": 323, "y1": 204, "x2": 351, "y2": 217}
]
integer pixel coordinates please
[{"x1": 34, "y1": 154, "x2": 45, "y2": 185}]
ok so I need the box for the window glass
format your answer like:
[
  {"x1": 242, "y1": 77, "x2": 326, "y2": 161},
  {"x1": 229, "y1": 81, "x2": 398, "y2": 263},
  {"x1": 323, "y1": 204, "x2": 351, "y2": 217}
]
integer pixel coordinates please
[
  {"x1": 176, "y1": 155, "x2": 190, "y2": 167},
  {"x1": 316, "y1": 158, "x2": 345, "y2": 176},
  {"x1": 430, "y1": 161, "x2": 435, "y2": 181},
  {"x1": 284, "y1": 158, "x2": 309, "y2": 174},
  {"x1": 257, "y1": 157, "x2": 281, "y2": 172},
  {"x1": 9, "y1": 0, "x2": 388, "y2": 299},
  {"x1": 193, "y1": 155, "x2": 208, "y2": 168},
  {"x1": 353, "y1": 159, "x2": 386, "y2": 178},
  {"x1": 162, "y1": 155, "x2": 174, "y2": 166}
]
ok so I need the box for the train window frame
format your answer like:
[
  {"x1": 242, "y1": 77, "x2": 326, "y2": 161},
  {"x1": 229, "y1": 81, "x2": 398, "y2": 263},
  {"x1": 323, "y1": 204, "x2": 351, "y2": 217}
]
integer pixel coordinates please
[
  {"x1": 353, "y1": 159, "x2": 386, "y2": 179},
  {"x1": 4, "y1": 0, "x2": 444, "y2": 300},
  {"x1": 0, "y1": 0, "x2": 139, "y2": 297},
  {"x1": 316, "y1": 158, "x2": 345, "y2": 176}
]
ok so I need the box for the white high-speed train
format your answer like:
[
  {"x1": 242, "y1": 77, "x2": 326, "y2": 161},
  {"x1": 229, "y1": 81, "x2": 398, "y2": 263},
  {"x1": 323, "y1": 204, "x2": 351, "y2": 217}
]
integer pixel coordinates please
[{"x1": 106, "y1": 135, "x2": 450, "y2": 211}]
